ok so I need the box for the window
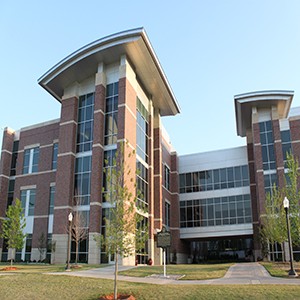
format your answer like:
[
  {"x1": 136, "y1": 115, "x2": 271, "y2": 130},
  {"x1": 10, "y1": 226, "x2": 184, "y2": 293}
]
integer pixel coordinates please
[
  {"x1": 49, "y1": 186, "x2": 55, "y2": 215},
  {"x1": 7, "y1": 180, "x2": 15, "y2": 208},
  {"x1": 74, "y1": 155, "x2": 92, "y2": 205},
  {"x1": 20, "y1": 189, "x2": 36, "y2": 216},
  {"x1": 23, "y1": 147, "x2": 39, "y2": 174},
  {"x1": 102, "y1": 149, "x2": 116, "y2": 202},
  {"x1": 281, "y1": 130, "x2": 292, "y2": 167},
  {"x1": 52, "y1": 143, "x2": 58, "y2": 170},
  {"x1": 25, "y1": 234, "x2": 32, "y2": 261},
  {"x1": 165, "y1": 201, "x2": 170, "y2": 227},
  {"x1": 104, "y1": 83, "x2": 118, "y2": 145},
  {"x1": 180, "y1": 194, "x2": 252, "y2": 228},
  {"x1": 136, "y1": 98, "x2": 149, "y2": 162},
  {"x1": 259, "y1": 121, "x2": 276, "y2": 171},
  {"x1": 179, "y1": 165, "x2": 249, "y2": 193},
  {"x1": 77, "y1": 93, "x2": 95, "y2": 152},
  {"x1": 136, "y1": 161, "x2": 148, "y2": 208},
  {"x1": 10, "y1": 141, "x2": 19, "y2": 176},
  {"x1": 164, "y1": 165, "x2": 170, "y2": 191}
]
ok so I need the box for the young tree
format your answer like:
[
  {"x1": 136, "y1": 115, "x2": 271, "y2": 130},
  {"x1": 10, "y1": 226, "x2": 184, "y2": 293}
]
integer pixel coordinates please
[
  {"x1": 261, "y1": 152, "x2": 300, "y2": 261},
  {"x1": 70, "y1": 207, "x2": 88, "y2": 265},
  {"x1": 1, "y1": 198, "x2": 26, "y2": 266},
  {"x1": 94, "y1": 141, "x2": 148, "y2": 300},
  {"x1": 37, "y1": 232, "x2": 47, "y2": 262}
]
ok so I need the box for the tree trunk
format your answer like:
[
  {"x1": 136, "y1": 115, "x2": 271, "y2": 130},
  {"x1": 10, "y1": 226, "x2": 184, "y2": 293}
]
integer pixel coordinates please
[
  {"x1": 10, "y1": 258, "x2": 12, "y2": 267},
  {"x1": 114, "y1": 250, "x2": 118, "y2": 300}
]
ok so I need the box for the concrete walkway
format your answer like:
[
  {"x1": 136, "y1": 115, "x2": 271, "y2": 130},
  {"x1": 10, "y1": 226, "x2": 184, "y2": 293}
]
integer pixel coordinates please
[{"x1": 51, "y1": 262, "x2": 300, "y2": 285}]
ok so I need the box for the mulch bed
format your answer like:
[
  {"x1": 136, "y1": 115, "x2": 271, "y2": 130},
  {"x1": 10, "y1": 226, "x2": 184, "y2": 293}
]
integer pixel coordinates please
[
  {"x1": 1, "y1": 267, "x2": 18, "y2": 271},
  {"x1": 99, "y1": 294, "x2": 135, "y2": 300}
]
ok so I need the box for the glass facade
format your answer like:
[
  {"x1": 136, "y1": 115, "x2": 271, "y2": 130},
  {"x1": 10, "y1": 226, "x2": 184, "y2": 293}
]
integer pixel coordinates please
[
  {"x1": 179, "y1": 165, "x2": 249, "y2": 194},
  {"x1": 165, "y1": 201, "x2": 170, "y2": 227},
  {"x1": 164, "y1": 165, "x2": 170, "y2": 191},
  {"x1": 102, "y1": 149, "x2": 116, "y2": 202},
  {"x1": 10, "y1": 141, "x2": 19, "y2": 176},
  {"x1": 52, "y1": 143, "x2": 58, "y2": 170},
  {"x1": 74, "y1": 155, "x2": 92, "y2": 206},
  {"x1": 281, "y1": 130, "x2": 292, "y2": 166},
  {"x1": 77, "y1": 93, "x2": 94, "y2": 152},
  {"x1": 180, "y1": 194, "x2": 252, "y2": 228},
  {"x1": 23, "y1": 147, "x2": 39, "y2": 174},
  {"x1": 259, "y1": 121, "x2": 276, "y2": 171},
  {"x1": 49, "y1": 186, "x2": 55, "y2": 214},
  {"x1": 136, "y1": 98, "x2": 149, "y2": 163},
  {"x1": 104, "y1": 82, "x2": 118, "y2": 145},
  {"x1": 136, "y1": 161, "x2": 148, "y2": 208},
  {"x1": 20, "y1": 189, "x2": 36, "y2": 216},
  {"x1": 190, "y1": 238, "x2": 253, "y2": 262}
]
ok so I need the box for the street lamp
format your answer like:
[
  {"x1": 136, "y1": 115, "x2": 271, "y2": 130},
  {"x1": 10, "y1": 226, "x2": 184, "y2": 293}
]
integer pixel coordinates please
[
  {"x1": 66, "y1": 212, "x2": 73, "y2": 271},
  {"x1": 283, "y1": 197, "x2": 297, "y2": 277}
]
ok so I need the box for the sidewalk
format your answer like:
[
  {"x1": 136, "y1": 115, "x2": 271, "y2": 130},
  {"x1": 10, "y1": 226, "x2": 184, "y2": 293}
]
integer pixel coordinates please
[{"x1": 52, "y1": 262, "x2": 300, "y2": 285}]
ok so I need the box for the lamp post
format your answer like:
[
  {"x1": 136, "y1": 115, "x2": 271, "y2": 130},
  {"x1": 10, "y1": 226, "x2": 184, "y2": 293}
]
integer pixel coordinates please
[
  {"x1": 66, "y1": 212, "x2": 73, "y2": 271},
  {"x1": 283, "y1": 197, "x2": 297, "y2": 277}
]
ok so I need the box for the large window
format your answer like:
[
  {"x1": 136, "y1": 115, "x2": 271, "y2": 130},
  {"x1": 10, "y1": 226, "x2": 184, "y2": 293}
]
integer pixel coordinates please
[
  {"x1": 264, "y1": 173, "x2": 278, "y2": 196},
  {"x1": 23, "y1": 147, "x2": 39, "y2": 174},
  {"x1": 20, "y1": 189, "x2": 36, "y2": 216},
  {"x1": 136, "y1": 161, "x2": 148, "y2": 208},
  {"x1": 74, "y1": 155, "x2": 92, "y2": 205},
  {"x1": 136, "y1": 98, "x2": 149, "y2": 163},
  {"x1": 10, "y1": 141, "x2": 19, "y2": 176},
  {"x1": 259, "y1": 121, "x2": 276, "y2": 171},
  {"x1": 179, "y1": 165, "x2": 249, "y2": 194},
  {"x1": 102, "y1": 149, "x2": 116, "y2": 202},
  {"x1": 281, "y1": 130, "x2": 292, "y2": 166},
  {"x1": 77, "y1": 93, "x2": 94, "y2": 152},
  {"x1": 49, "y1": 186, "x2": 55, "y2": 215},
  {"x1": 165, "y1": 201, "x2": 170, "y2": 227},
  {"x1": 104, "y1": 83, "x2": 118, "y2": 145},
  {"x1": 52, "y1": 143, "x2": 58, "y2": 170},
  {"x1": 180, "y1": 194, "x2": 252, "y2": 228},
  {"x1": 164, "y1": 165, "x2": 170, "y2": 191}
]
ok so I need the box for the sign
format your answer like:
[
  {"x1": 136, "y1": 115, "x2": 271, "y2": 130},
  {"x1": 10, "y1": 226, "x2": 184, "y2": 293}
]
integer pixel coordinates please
[{"x1": 157, "y1": 227, "x2": 171, "y2": 248}]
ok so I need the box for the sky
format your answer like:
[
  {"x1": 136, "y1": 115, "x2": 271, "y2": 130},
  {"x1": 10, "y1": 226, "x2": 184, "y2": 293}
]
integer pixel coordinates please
[{"x1": 1, "y1": 1, "x2": 300, "y2": 155}]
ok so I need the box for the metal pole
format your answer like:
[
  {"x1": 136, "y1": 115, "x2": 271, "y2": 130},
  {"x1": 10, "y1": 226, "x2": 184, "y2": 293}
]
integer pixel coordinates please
[
  {"x1": 163, "y1": 248, "x2": 166, "y2": 277},
  {"x1": 66, "y1": 220, "x2": 71, "y2": 271},
  {"x1": 285, "y1": 207, "x2": 297, "y2": 276}
]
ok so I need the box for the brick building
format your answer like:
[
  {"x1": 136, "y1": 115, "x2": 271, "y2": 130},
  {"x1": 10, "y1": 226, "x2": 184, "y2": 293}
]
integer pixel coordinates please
[{"x1": 0, "y1": 28, "x2": 299, "y2": 264}]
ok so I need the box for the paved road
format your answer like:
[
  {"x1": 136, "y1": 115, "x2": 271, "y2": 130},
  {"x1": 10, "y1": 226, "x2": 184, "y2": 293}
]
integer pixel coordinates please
[{"x1": 50, "y1": 262, "x2": 300, "y2": 285}]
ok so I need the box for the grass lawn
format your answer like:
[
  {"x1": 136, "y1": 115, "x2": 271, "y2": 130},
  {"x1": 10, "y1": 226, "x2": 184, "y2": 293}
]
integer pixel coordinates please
[
  {"x1": 260, "y1": 261, "x2": 300, "y2": 278},
  {"x1": 0, "y1": 263, "x2": 106, "y2": 273},
  {"x1": 119, "y1": 263, "x2": 233, "y2": 280},
  {"x1": 1, "y1": 273, "x2": 300, "y2": 299}
]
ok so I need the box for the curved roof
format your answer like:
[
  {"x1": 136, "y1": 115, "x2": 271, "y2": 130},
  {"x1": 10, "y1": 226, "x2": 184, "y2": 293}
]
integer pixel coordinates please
[
  {"x1": 235, "y1": 90, "x2": 294, "y2": 137},
  {"x1": 38, "y1": 27, "x2": 180, "y2": 116}
]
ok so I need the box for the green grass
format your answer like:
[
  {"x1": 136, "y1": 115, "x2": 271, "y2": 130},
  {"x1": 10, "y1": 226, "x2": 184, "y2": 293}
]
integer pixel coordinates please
[
  {"x1": 260, "y1": 261, "x2": 300, "y2": 278},
  {"x1": 0, "y1": 263, "x2": 106, "y2": 273},
  {"x1": 119, "y1": 263, "x2": 233, "y2": 280},
  {"x1": 1, "y1": 273, "x2": 300, "y2": 299}
]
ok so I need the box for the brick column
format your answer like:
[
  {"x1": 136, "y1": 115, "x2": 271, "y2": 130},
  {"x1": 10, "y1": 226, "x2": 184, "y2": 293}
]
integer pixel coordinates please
[
  {"x1": 0, "y1": 128, "x2": 15, "y2": 257},
  {"x1": 89, "y1": 65, "x2": 106, "y2": 264},
  {"x1": 153, "y1": 109, "x2": 163, "y2": 265},
  {"x1": 52, "y1": 94, "x2": 78, "y2": 263},
  {"x1": 118, "y1": 56, "x2": 137, "y2": 265}
]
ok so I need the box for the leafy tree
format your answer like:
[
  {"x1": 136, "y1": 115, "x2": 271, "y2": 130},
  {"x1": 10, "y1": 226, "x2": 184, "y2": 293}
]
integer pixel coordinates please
[
  {"x1": 1, "y1": 198, "x2": 26, "y2": 266},
  {"x1": 70, "y1": 206, "x2": 88, "y2": 265},
  {"x1": 38, "y1": 232, "x2": 47, "y2": 262},
  {"x1": 261, "y1": 152, "x2": 300, "y2": 261},
  {"x1": 94, "y1": 141, "x2": 148, "y2": 300}
]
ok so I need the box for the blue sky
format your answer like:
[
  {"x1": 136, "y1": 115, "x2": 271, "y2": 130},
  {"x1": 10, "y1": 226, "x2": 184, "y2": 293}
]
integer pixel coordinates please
[{"x1": 1, "y1": 1, "x2": 300, "y2": 155}]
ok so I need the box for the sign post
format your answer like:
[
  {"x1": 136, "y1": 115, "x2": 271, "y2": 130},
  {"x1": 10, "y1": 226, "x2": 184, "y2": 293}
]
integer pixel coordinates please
[{"x1": 157, "y1": 227, "x2": 171, "y2": 278}]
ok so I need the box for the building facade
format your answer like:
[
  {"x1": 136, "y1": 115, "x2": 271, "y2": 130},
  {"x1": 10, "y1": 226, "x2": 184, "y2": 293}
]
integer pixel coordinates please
[{"x1": 0, "y1": 28, "x2": 300, "y2": 264}]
